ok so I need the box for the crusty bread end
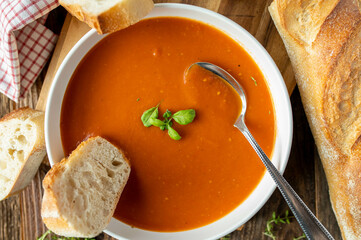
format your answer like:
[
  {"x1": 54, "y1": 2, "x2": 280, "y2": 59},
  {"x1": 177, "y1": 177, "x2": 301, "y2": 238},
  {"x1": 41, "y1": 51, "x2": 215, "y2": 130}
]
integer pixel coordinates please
[
  {"x1": 60, "y1": 0, "x2": 154, "y2": 34},
  {"x1": 41, "y1": 136, "x2": 131, "y2": 238},
  {"x1": 0, "y1": 107, "x2": 46, "y2": 200}
]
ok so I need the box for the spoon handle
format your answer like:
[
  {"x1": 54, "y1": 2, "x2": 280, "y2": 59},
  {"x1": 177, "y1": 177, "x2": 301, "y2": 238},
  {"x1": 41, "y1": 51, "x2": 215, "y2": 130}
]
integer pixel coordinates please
[{"x1": 236, "y1": 122, "x2": 334, "y2": 240}]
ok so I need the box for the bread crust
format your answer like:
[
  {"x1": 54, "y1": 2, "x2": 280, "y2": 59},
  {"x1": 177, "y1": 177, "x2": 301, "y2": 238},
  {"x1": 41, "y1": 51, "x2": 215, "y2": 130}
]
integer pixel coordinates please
[
  {"x1": 60, "y1": 0, "x2": 154, "y2": 34},
  {"x1": 269, "y1": 0, "x2": 361, "y2": 239},
  {"x1": 0, "y1": 107, "x2": 46, "y2": 200}
]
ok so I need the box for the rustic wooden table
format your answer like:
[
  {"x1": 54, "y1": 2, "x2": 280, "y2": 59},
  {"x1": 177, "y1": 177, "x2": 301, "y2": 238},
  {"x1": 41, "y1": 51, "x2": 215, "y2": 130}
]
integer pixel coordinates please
[{"x1": 0, "y1": 1, "x2": 343, "y2": 240}]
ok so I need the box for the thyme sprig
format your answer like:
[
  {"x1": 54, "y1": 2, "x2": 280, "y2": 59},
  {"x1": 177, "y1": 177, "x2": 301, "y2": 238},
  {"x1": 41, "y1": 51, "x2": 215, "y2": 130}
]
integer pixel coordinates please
[{"x1": 264, "y1": 210, "x2": 306, "y2": 240}]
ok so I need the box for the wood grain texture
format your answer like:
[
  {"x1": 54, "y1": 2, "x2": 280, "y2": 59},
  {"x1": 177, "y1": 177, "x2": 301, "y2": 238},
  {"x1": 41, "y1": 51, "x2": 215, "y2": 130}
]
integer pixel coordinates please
[
  {"x1": 0, "y1": 195, "x2": 20, "y2": 240},
  {"x1": 36, "y1": 15, "x2": 90, "y2": 111},
  {"x1": 0, "y1": 1, "x2": 342, "y2": 240}
]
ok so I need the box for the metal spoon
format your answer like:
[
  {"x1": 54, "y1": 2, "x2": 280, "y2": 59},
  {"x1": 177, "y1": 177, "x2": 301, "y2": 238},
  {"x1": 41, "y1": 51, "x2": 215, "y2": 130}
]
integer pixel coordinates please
[{"x1": 189, "y1": 62, "x2": 334, "y2": 240}]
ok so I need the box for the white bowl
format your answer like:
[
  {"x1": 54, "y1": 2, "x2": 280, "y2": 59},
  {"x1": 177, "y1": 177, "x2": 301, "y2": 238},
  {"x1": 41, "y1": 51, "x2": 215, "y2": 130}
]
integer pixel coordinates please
[{"x1": 45, "y1": 3, "x2": 293, "y2": 240}]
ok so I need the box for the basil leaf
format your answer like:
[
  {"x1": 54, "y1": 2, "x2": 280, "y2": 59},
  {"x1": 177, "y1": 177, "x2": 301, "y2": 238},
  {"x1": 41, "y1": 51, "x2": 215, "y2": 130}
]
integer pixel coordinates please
[
  {"x1": 172, "y1": 109, "x2": 196, "y2": 125},
  {"x1": 141, "y1": 105, "x2": 159, "y2": 127},
  {"x1": 150, "y1": 118, "x2": 166, "y2": 127},
  {"x1": 168, "y1": 126, "x2": 181, "y2": 140},
  {"x1": 160, "y1": 120, "x2": 172, "y2": 131},
  {"x1": 163, "y1": 110, "x2": 172, "y2": 120}
]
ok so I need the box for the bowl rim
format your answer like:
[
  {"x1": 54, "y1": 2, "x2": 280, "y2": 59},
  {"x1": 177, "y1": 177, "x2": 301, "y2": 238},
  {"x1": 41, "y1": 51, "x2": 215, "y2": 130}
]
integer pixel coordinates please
[{"x1": 45, "y1": 3, "x2": 293, "y2": 240}]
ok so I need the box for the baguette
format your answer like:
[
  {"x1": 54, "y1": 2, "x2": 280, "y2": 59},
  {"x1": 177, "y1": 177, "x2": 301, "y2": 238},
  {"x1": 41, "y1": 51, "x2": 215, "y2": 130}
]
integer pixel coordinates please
[
  {"x1": 60, "y1": 0, "x2": 154, "y2": 34},
  {"x1": 41, "y1": 136, "x2": 131, "y2": 238},
  {"x1": 269, "y1": 0, "x2": 361, "y2": 239},
  {"x1": 0, "y1": 107, "x2": 45, "y2": 200}
]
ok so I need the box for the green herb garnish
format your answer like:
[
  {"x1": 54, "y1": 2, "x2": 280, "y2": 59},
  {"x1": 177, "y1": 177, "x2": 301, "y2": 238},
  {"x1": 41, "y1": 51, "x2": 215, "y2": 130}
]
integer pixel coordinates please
[
  {"x1": 150, "y1": 118, "x2": 166, "y2": 127},
  {"x1": 137, "y1": 98, "x2": 140, "y2": 101},
  {"x1": 264, "y1": 210, "x2": 305, "y2": 240},
  {"x1": 141, "y1": 104, "x2": 196, "y2": 140},
  {"x1": 37, "y1": 230, "x2": 51, "y2": 240},
  {"x1": 163, "y1": 110, "x2": 172, "y2": 120},
  {"x1": 263, "y1": 210, "x2": 290, "y2": 240},
  {"x1": 251, "y1": 76, "x2": 258, "y2": 86},
  {"x1": 172, "y1": 109, "x2": 196, "y2": 125},
  {"x1": 293, "y1": 234, "x2": 306, "y2": 240},
  {"x1": 37, "y1": 230, "x2": 95, "y2": 240},
  {"x1": 141, "y1": 104, "x2": 159, "y2": 127},
  {"x1": 264, "y1": 210, "x2": 292, "y2": 239},
  {"x1": 167, "y1": 125, "x2": 182, "y2": 140}
]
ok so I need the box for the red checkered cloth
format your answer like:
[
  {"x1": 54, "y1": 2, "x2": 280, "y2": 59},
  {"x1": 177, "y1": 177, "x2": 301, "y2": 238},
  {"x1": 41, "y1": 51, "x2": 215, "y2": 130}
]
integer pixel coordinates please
[{"x1": 0, "y1": 0, "x2": 59, "y2": 102}]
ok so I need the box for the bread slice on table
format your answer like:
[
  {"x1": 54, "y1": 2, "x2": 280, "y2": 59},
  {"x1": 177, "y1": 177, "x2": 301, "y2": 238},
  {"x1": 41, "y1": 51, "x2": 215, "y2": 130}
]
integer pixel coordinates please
[
  {"x1": 60, "y1": 0, "x2": 154, "y2": 34},
  {"x1": 41, "y1": 136, "x2": 131, "y2": 238},
  {"x1": 269, "y1": 0, "x2": 361, "y2": 239},
  {"x1": 0, "y1": 107, "x2": 45, "y2": 201}
]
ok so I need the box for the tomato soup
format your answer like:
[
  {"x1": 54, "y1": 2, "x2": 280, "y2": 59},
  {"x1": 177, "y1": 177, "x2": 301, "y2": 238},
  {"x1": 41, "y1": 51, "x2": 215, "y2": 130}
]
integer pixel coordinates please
[{"x1": 60, "y1": 17, "x2": 275, "y2": 232}]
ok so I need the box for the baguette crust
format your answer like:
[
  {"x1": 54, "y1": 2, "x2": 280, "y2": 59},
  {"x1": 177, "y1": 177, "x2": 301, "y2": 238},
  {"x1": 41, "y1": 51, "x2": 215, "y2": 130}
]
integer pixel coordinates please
[
  {"x1": 42, "y1": 158, "x2": 84, "y2": 237},
  {"x1": 60, "y1": 0, "x2": 154, "y2": 34},
  {"x1": 42, "y1": 136, "x2": 131, "y2": 238},
  {"x1": 269, "y1": 0, "x2": 361, "y2": 239},
  {"x1": 0, "y1": 107, "x2": 45, "y2": 200}
]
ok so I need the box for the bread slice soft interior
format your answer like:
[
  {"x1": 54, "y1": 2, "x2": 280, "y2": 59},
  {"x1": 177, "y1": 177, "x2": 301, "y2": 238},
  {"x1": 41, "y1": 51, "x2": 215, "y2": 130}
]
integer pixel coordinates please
[
  {"x1": 60, "y1": 0, "x2": 154, "y2": 34},
  {"x1": 0, "y1": 107, "x2": 45, "y2": 200},
  {"x1": 41, "y1": 136, "x2": 131, "y2": 238}
]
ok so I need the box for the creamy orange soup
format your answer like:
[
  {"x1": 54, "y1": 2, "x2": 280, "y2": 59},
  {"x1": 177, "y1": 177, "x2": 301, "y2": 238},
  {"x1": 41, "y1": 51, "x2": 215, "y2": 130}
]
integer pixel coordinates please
[{"x1": 61, "y1": 17, "x2": 275, "y2": 232}]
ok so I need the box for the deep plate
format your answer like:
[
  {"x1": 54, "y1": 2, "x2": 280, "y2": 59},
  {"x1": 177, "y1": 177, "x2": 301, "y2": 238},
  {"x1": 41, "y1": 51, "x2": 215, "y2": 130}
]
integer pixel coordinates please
[{"x1": 45, "y1": 3, "x2": 293, "y2": 240}]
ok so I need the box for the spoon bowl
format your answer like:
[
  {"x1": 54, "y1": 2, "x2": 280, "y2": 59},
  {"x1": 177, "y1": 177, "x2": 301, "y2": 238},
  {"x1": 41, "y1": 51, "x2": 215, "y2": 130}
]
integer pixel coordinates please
[
  {"x1": 190, "y1": 62, "x2": 334, "y2": 240},
  {"x1": 188, "y1": 62, "x2": 248, "y2": 125}
]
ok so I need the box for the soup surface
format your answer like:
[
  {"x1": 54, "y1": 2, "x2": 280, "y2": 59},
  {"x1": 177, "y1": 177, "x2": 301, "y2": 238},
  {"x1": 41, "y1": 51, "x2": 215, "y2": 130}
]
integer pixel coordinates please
[{"x1": 61, "y1": 17, "x2": 275, "y2": 232}]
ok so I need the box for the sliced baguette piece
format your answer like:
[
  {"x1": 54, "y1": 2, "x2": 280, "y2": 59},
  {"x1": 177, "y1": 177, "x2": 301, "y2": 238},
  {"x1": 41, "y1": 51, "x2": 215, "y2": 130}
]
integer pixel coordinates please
[
  {"x1": 269, "y1": 0, "x2": 361, "y2": 239},
  {"x1": 60, "y1": 0, "x2": 154, "y2": 34},
  {"x1": 41, "y1": 136, "x2": 131, "y2": 238},
  {"x1": 0, "y1": 107, "x2": 45, "y2": 200}
]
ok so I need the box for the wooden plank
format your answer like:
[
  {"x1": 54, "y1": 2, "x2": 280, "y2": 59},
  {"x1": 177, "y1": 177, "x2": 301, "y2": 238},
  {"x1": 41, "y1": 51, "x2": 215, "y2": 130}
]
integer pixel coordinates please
[
  {"x1": 0, "y1": 196, "x2": 20, "y2": 240},
  {"x1": 36, "y1": 15, "x2": 90, "y2": 111}
]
